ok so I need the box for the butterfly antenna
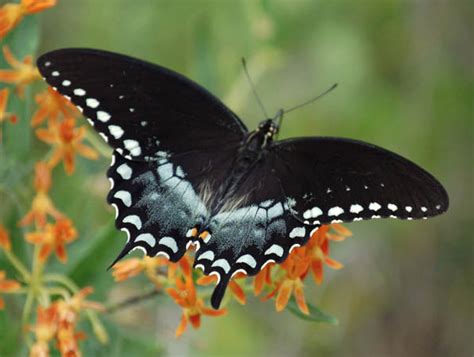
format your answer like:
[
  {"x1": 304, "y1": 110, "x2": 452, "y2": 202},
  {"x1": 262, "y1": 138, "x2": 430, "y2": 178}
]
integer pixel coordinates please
[
  {"x1": 242, "y1": 58, "x2": 269, "y2": 118},
  {"x1": 283, "y1": 83, "x2": 338, "y2": 115}
]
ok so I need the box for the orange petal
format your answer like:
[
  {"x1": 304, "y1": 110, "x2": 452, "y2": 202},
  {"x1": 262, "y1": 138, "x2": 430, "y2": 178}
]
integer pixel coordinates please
[
  {"x1": 189, "y1": 313, "x2": 201, "y2": 329},
  {"x1": 55, "y1": 244, "x2": 67, "y2": 263},
  {"x1": 311, "y1": 260, "x2": 324, "y2": 285},
  {"x1": 253, "y1": 271, "x2": 265, "y2": 296},
  {"x1": 0, "y1": 88, "x2": 8, "y2": 112},
  {"x1": 201, "y1": 306, "x2": 227, "y2": 317},
  {"x1": 25, "y1": 232, "x2": 44, "y2": 244},
  {"x1": 326, "y1": 233, "x2": 346, "y2": 242},
  {"x1": 275, "y1": 279, "x2": 293, "y2": 312},
  {"x1": 324, "y1": 256, "x2": 343, "y2": 270},
  {"x1": 2, "y1": 46, "x2": 21, "y2": 68},
  {"x1": 175, "y1": 313, "x2": 187, "y2": 337},
  {"x1": 63, "y1": 150, "x2": 75, "y2": 175},
  {"x1": 23, "y1": 0, "x2": 57, "y2": 14},
  {"x1": 76, "y1": 142, "x2": 99, "y2": 160},
  {"x1": 0, "y1": 70, "x2": 21, "y2": 82},
  {"x1": 331, "y1": 223, "x2": 352, "y2": 237},
  {"x1": 229, "y1": 281, "x2": 246, "y2": 305},
  {"x1": 39, "y1": 244, "x2": 52, "y2": 262},
  {"x1": 294, "y1": 281, "x2": 309, "y2": 315},
  {"x1": 196, "y1": 275, "x2": 216, "y2": 286},
  {"x1": 0, "y1": 224, "x2": 11, "y2": 251}
]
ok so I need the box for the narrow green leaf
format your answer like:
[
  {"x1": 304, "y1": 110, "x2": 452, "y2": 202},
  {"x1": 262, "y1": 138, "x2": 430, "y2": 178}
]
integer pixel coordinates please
[{"x1": 286, "y1": 297, "x2": 338, "y2": 325}]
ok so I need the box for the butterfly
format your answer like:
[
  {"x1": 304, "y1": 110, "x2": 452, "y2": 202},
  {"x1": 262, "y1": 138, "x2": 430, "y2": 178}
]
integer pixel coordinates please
[{"x1": 36, "y1": 49, "x2": 449, "y2": 309}]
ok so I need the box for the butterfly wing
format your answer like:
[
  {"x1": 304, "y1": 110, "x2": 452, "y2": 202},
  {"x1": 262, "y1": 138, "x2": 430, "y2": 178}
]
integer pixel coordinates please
[
  {"x1": 193, "y1": 157, "x2": 319, "y2": 308},
  {"x1": 37, "y1": 48, "x2": 247, "y2": 264},
  {"x1": 270, "y1": 137, "x2": 449, "y2": 225},
  {"x1": 36, "y1": 48, "x2": 247, "y2": 161}
]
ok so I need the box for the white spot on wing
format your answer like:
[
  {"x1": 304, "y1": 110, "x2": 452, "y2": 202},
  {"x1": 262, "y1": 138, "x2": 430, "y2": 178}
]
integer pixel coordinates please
[
  {"x1": 86, "y1": 98, "x2": 100, "y2": 108},
  {"x1": 124, "y1": 139, "x2": 141, "y2": 156},
  {"x1": 158, "y1": 236, "x2": 178, "y2": 253},
  {"x1": 267, "y1": 202, "x2": 284, "y2": 220},
  {"x1": 122, "y1": 215, "x2": 142, "y2": 229},
  {"x1": 116, "y1": 163, "x2": 132, "y2": 179},
  {"x1": 264, "y1": 244, "x2": 284, "y2": 257},
  {"x1": 97, "y1": 110, "x2": 111, "y2": 122},
  {"x1": 114, "y1": 190, "x2": 132, "y2": 207},
  {"x1": 289, "y1": 227, "x2": 306, "y2": 239},
  {"x1": 109, "y1": 125, "x2": 124, "y2": 139},
  {"x1": 350, "y1": 204, "x2": 364, "y2": 214},
  {"x1": 74, "y1": 88, "x2": 86, "y2": 96},
  {"x1": 62, "y1": 80, "x2": 71, "y2": 86},
  {"x1": 136, "y1": 233, "x2": 155, "y2": 247},
  {"x1": 52, "y1": 71, "x2": 59, "y2": 77},
  {"x1": 388, "y1": 203, "x2": 398, "y2": 212},
  {"x1": 405, "y1": 206, "x2": 413, "y2": 212},
  {"x1": 236, "y1": 254, "x2": 257, "y2": 268},
  {"x1": 212, "y1": 259, "x2": 231, "y2": 274},
  {"x1": 328, "y1": 206, "x2": 344, "y2": 217},
  {"x1": 369, "y1": 202, "x2": 382, "y2": 211},
  {"x1": 198, "y1": 251, "x2": 215, "y2": 261},
  {"x1": 311, "y1": 206, "x2": 323, "y2": 218}
]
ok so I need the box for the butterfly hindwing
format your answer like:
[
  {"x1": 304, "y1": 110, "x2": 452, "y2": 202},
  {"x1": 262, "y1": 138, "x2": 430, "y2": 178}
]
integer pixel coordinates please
[
  {"x1": 270, "y1": 137, "x2": 449, "y2": 225},
  {"x1": 36, "y1": 48, "x2": 247, "y2": 161},
  {"x1": 108, "y1": 151, "x2": 208, "y2": 262}
]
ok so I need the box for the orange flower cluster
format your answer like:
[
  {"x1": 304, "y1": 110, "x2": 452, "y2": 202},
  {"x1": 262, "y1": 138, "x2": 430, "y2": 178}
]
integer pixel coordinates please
[
  {"x1": 111, "y1": 224, "x2": 351, "y2": 336},
  {"x1": 0, "y1": 3, "x2": 111, "y2": 355},
  {"x1": 29, "y1": 288, "x2": 103, "y2": 357},
  {"x1": 0, "y1": 0, "x2": 56, "y2": 39}
]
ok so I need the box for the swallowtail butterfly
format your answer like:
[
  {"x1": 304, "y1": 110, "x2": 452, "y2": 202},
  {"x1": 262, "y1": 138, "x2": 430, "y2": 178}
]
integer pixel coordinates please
[{"x1": 37, "y1": 49, "x2": 449, "y2": 309}]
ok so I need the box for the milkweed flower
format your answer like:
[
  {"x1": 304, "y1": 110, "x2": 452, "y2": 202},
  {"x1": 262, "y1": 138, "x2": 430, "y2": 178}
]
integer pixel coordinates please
[
  {"x1": 306, "y1": 225, "x2": 350, "y2": 285},
  {"x1": 167, "y1": 274, "x2": 227, "y2": 337},
  {"x1": 112, "y1": 256, "x2": 168, "y2": 286},
  {"x1": 32, "y1": 87, "x2": 78, "y2": 127},
  {"x1": 0, "y1": 88, "x2": 17, "y2": 124},
  {"x1": 0, "y1": 0, "x2": 56, "y2": 39},
  {"x1": 25, "y1": 218, "x2": 77, "y2": 263},
  {"x1": 266, "y1": 248, "x2": 311, "y2": 315},
  {"x1": 0, "y1": 270, "x2": 21, "y2": 309},
  {"x1": 0, "y1": 46, "x2": 41, "y2": 97},
  {"x1": 29, "y1": 304, "x2": 58, "y2": 357},
  {"x1": 19, "y1": 162, "x2": 63, "y2": 228},
  {"x1": 36, "y1": 117, "x2": 99, "y2": 175}
]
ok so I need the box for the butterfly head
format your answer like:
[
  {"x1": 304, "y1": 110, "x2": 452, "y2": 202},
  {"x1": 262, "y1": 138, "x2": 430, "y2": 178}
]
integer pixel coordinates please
[{"x1": 258, "y1": 110, "x2": 282, "y2": 140}]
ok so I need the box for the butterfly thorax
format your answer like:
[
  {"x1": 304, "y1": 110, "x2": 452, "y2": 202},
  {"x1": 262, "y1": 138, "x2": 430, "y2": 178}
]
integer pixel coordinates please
[{"x1": 207, "y1": 119, "x2": 277, "y2": 215}]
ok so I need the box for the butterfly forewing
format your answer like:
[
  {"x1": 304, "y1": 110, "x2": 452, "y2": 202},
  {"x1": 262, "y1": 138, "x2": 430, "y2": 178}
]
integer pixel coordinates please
[
  {"x1": 36, "y1": 48, "x2": 247, "y2": 161},
  {"x1": 270, "y1": 137, "x2": 449, "y2": 225}
]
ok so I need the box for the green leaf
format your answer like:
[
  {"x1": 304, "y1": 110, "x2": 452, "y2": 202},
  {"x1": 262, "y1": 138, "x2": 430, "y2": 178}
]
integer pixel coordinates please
[{"x1": 286, "y1": 297, "x2": 338, "y2": 325}]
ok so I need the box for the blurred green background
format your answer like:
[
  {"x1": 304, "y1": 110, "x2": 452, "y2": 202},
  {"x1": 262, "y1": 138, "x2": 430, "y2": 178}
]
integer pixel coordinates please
[{"x1": 1, "y1": 0, "x2": 472, "y2": 356}]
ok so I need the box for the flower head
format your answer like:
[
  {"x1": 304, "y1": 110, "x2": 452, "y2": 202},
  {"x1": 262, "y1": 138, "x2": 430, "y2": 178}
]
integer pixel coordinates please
[
  {"x1": 0, "y1": 0, "x2": 56, "y2": 39},
  {"x1": 167, "y1": 274, "x2": 227, "y2": 337},
  {"x1": 266, "y1": 248, "x2": 311, "y2": 315},
  {"x1": 25, "y1": 218, "x2": 77, "y2": 263},
  {"x1": 0, "y1": 270, "x2": 21, "y2": 309},
  {"x1": 112, "y1": 256, "x2": 168, "y2": 286},
  {"x1": 0, "y1": 46, "x2": 40, "y2": 96},
  {"x1": 36, "y1": 117, "x2": 99, "y2": 175},
  {"x1": 29, "y1": 304, "x2": 58, "y2": 357},
  {"x1": 32, "y1": 87, "x2": 78, "y2": 127},
  {"x1": 306, "y1": 224, "x2": 350, "y2": 285},
  {"x1": 19, "y1": 162, "x2": 63, "y2": 228},
  {"x1": 0, "y1": 88, "x2": 17, "y2": 124}
]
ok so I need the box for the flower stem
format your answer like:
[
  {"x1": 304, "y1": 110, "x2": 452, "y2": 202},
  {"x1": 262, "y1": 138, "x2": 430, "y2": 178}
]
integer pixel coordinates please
[
  {"x1": 3, "y1": 249, "x2": 30, "y2": 282},
  {"x1": 105, "y1": 288, "x2": 161, "y2": 314}
]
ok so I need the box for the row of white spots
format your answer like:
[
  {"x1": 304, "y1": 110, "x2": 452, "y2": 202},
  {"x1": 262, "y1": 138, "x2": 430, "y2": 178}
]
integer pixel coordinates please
[{"x1": 303, "y1": 206, "x2": 323, "y2": 219}]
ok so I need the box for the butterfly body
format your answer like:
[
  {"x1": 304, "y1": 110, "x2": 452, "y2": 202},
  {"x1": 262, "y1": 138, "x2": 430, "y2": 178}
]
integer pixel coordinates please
[{"x1": 36, "y1": 49, "x2": 449, "y2": 309}]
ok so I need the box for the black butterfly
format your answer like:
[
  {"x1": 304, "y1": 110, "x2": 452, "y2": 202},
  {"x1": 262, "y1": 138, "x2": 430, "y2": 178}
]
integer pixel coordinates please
[{"x1": 36, "y1": 49, "x2": 449, "y2": 309}]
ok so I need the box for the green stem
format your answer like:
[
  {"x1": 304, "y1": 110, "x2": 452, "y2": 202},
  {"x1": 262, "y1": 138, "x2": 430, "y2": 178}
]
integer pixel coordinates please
[
  {"x1": 105, "y1": 288, "x2": 161, "y2": 314},
  {"x1": 46, "y1": 287, "x2": 71, "y2": 300},
  {"x1": 42, "y1": 273, "x2": 79, "y2": 292},
  {"x1": 3, "y1": 249, "x2": 30, "y2": 282}
]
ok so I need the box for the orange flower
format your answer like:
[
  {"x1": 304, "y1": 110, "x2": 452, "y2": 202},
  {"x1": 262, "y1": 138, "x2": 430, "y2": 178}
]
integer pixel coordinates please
[
  {"x1": 306, "y1": 225, "x2": 349, "y2": 285},
  {"x1": 197, "y1": 273, "x2": 247, "y2": 305},
  {"x1": 253, "y1": 262, "x2": 274, "y2": 296},
  {"x1": 19, "y1": 162, "x2": 63, "y2": 228},
  {"x1": 56, "y1": 287, "x2": 104, "y2": 322},
  {"x1": 36, "y1": 117, "x2": 99, "y2": 175},
  {"x1": 32, "y1": 87, "x2": 78, "y2": 127},
  {"x1": 266, "y1": 248, "x2": 311, "y2": 315},
  {"x1": 0, "y1": 0, "x2": 56, "y2": 39},
  {"x1": 0, "y1": 46, "x2": 40, "y2": 96},
  {"x1": 112, "y1": 256, "x2": 168, "y2": 285},
  {"x1": 0, "y1": 224, "x2": 11, "y2": 251},
  {"x1": 0, "y1": 270, "x2": 21, "y2": 309},
  {"x1": 0, "y1": 88, "x2": 17, "y2": 124},
  {"x1": 29, "y1": 304, "x2": 58, "y2": 357},
  {"x1": 25, "y1": 218, "x2": 77, "y2": 263},
  {"x1": 56, "y1": 320, "x2": 85, "y2": 357},
  {"x1": 167, "y1": 274, "x2": 227, "y2": 337}
]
